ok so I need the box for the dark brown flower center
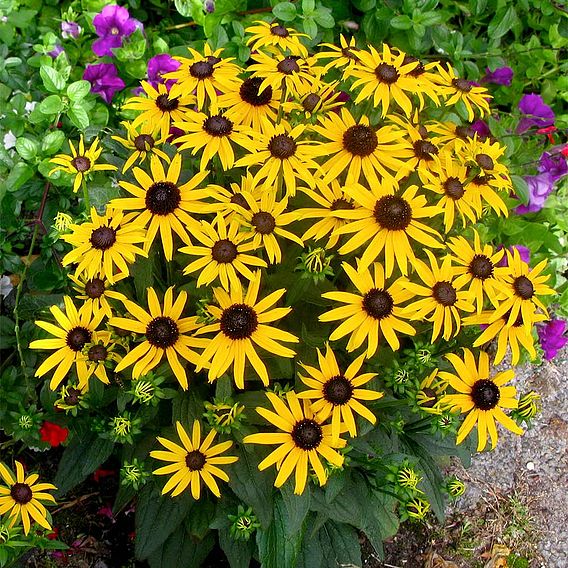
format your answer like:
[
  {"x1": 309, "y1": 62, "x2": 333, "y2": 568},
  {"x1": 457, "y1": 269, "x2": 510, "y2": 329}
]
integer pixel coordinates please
[
  {"x1": 432, "y1": 281, "x2": 457, "y2": 306},
  {"x1": 476, "y1": 153, "x2": 494, "y2": 170},
  {"x1": 84, "y1": 278, "x2": 105, "y2": 299},
  {"x1": 291, "y1": 418, "x2": 323, "y2": 450},
  {"x1": 341, "y1": 47, "x2": 359, "y2": 60},
  {"x1": 206, "y1": 55, "x2": 222, "y2": 65},
  {"x1": 189, "y1": 60, "x2": 214, "y2": 79},
  {"x1": 330, "y1": 198, "x2": 353, "y2": 211},
  {"x1": 239, "y1": 77, "x2": 272, "y2": 106},
  {"x1": 71, "y1": 156, "x2": 91, "y2": 172},
  {"x1": 90, "y1": 226, "x2": 117, "y2": 250},
  {"x1": 211, "y1": 239, "x2": 238, "y2": 263},
  {"x1": 374, "y1": 63, "x2": 399, "y2": 84},
  {"x1": 323, "y1": 375, "x2": 354, "y2": 405},
  {"x1": 374, "y1": 195, "x2": 412, "y2": 230},
  {"x1": 203, "y1": 115, "x2": 233, "y2": 137},
  {"x1": 155, "y1": 93, "x2": 179, "y2": 112},
  {"x1": 513, "y1": 275, "x2": 534, "y2": 299},
  {"x1": 145, "y1": 181, "x2": 181, "y2": 215},
  {"x1": 455, "y1": 125, "x2": 475, "y2": 139},
  {"x1": 302, "y1": 93, "x2": 321, "y2": 113},
  {"x1": 251, "y1": 211, "x2": 276, "y2": 235},
  {"x1": 413, "y1": 139, "x2": 438, "y2": 160},
  {"x1": 64, "y1": 388, "x2": 81, "y2": 405},
  {"x1": 471, "y1": 379, "x2": 500, "y2": 410},
  {"x1": 469, "y1": 255, "x2": 494, "y2": 280},
  {"x1": 271, "y1": 24, "x2": 289, "y2": 37},
  {"x1": 220, "y1": 304, "x2": 258, "y2": 340},
  {"x1": 230, "y1": 193, "x2": 250, "y2": 209},
  {"x1": 146, "y1": 316, "x2": 179, "y2": 348},
  {"x1": 66, "y1": 326, "x2": 92, "y2": 352},
  {"x1": 472, "y1": 174, "x2": 493, "y2": 186},
  {"x1": 185, "y1": 450, "x2": 206, "y2": 471},
  {"x1": 10, "y1": 483, "x2": 32, "y2": 504},
  {"x1": 134, "y1": 134, "x2": 155, "y2": 152},
  {"x1": 452, "y1": 78, "x2": 472, "y2": 92},
  {"x1": 88, "y1": 345, "x2": 108, "y2": 362},
  {"x1": 342, "y1": 125, "x2": 378, "y2": 156},
  {"x1": 403, "y1": 55, "x2": 425, "y2": 77},
  {"x1": 268, "y1": 134, "x2": 296, "y2": 159},
  {"x1": 419, "y1": 387, "x2": 438, "y2": 408},
  {"x1": 443, "y1": 177, "x2": 465, "y2": 200},
  {"x1": 277, "y1": 57, "x2": 300, "y2": 75},
  {"x1": 362, "y1": 288, "x2": 394, "y2": 319}
]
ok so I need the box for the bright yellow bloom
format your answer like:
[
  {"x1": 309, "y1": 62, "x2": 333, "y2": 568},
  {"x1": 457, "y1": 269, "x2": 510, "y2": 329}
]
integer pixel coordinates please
[
  {"x1": 69, "y1": 272, "x2": 127, "y2": 319},
  {"x1": 315, "y1": 34, "x2": 361, "y2": 71},
  {"x1": 244, "y1": 391, "x2": 347, "y2": 495},
  {"x1": 245, "y1": 21, "x2": 308, "y2": 57},
  {"x1": 151, "y1": 421, "x2": 237, "y2": 499},
  {"x1": 416, "y1": 369, "x2": 447, "y2": 414},
  {"x1": 280, "y1": 80, "x2": 346, "y2": 120},
  {"x1": 79, "y1": 333, "x2": 122, "y2": 391},
  {"x1": 0, "y1": 461, "x2": 56, "y2": 535}
]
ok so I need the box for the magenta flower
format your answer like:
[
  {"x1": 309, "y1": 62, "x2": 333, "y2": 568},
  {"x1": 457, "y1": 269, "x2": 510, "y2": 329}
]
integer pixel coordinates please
[
  {"x1": 538, "y1": 319, "x2": 568, "y2": 360},
  {"x1": 49, "y1": 44, "x2": 64, "y2": 58},
  {"x1": 470, "y1": 119, "x2": 491, "y2": 139},
  {"x1": 517, "y1": 94, "x2": 555, "y2": 134},
  {"x1": 539, "y1": 151, "x2": 568, "y2": 183},
  {"x1": 481, "y1": 66, "x2": 513, "y2": 86},
  {"x1": 147, "y1": 54, "x2": 180, "y2": 89},
  {"x1": 83, "y1": 63, "x2": 125, "y2": 103},
  {"x1": 497, "y1": 245, "x2": 530, "y2": 267},
  {"x1": 92, "y1": 5, "x2": 139, "y2": 57},
  {"x1": 515, "y1": 173, "x2": 555, "y2": 214},
  {"x1": 61, "y1": 21, "x2": 81, "y2": 39}
]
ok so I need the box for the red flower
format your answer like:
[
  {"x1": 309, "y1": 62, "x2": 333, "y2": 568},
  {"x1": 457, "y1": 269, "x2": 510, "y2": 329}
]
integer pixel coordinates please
[
  {"x1": 93, "y1": 468, "x2": 116, "y2": 483},
  {"x1": 39, "y1": 421, "x2": 69, "y2": 447},
  {"x1": 47, "y1": 527, "x2": 60, "y2": 540}
]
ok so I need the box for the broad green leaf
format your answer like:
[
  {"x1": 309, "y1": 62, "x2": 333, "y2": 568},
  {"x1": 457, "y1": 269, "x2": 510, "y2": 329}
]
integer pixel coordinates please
[
  {"x1": 16, "y1": 294, "x2": 63, "y2": 321},
  {"x1": 6, "y1": 162, "x2": 34, "y2": 192},
  {"x1": 273, "y1": 2, "x2": 297, "y2": 21},
  {"x1": 353, "y1": 0, "x2": 376, "y2": 10},
  {"x1": 67, "y1": 80, "x2": 91, "y2": 101},
  {"x1": 314, "y1": 9, "x2": 334, "y2": 28},
  {"x1": 511, "y1": 175, "x2": 529, "y2": 204},
  {"x1": 218, "y1": 526, "x2": 254, "y2": 568},
  {"x1": 280, "y1": 481, "x2": 311, "y2": 535},
  {"x1": 488, "y1": 6, "x2": 517, "y2": 41},
  {"x1": 15, "y1": 137, "x2": 39, "y2": 161},
  {"x1": 41, "y1": 130, "x2": 66, "y2": 155},
  {"x1": 68, "y1": 104, "x2": 90, "y2": 130},
  {"x1": 40, "y1": 66, "x2": 66, "y2": 93},
  {"x1": 302, "y1": 17, "x2": 318, "y2": 39},
  {"x1": 39, "y1": 94, "x2": 64, "y2": 115},
  {"x1": 390, "y1": 15, "x2": 413, "y2": 30}
]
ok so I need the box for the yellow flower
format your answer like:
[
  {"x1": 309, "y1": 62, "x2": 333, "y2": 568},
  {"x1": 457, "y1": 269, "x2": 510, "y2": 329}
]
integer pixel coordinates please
[
  {"x1": 0, "y1": 461, "x2": 56, "y2": 535},
  {"x1": 111, "y1": 153, "x2": 212, "y2": 260},
  {"x1": 244, "y1": 391, "x2": 347, "y2": 495},
  {"x1": 79, "y1": 333, "x2": 122, "y2": 390},
  {"x1": 61, "y1": 207, "x2": 147, "y2": 284},
  {"x1": 195, "y1": 271, "x2": 298, "y2": 388},
  {"x1": 110, "y1": 287, "x2": 205, "y2": 390},
  {"x1": 440, "y1": 349, "x2": 523, "y2": 451},
  {"x1": 206, "y1": 173, "x2": 263, "y2": 222},
  {"x1": 49, "y1": 136, "x2": 116, "y2": 192},
  {"x1": 245, "y1": 21, "x2": 308, "y2": 57},
  {"x1": 179, "y1": 214, "x2": 267, "y2": 289},
  {"x1": 151, "y1": 420, "x2": 237, "y2": 499},
  {"x1": 298, "y1": 345, "x2": 382, "y2": 442},
  {"x1": 69, "y1": 272, "x2": 127, "y2": 319},
  {"x1": 416, "y1": 369, "x2": 447, "y2": 414},
  {"x1": 315, "y1": 34, "x2": 361, "y2": 71},
  {"x1": 280, "y1": 80, "x2": 346, "y2": 120},
  {"x1": 320, "y1": 261, "x2": 415, "y2": 356},
  {"x1": 29, "y1": 297, "x2": 104, "y2": 390}
]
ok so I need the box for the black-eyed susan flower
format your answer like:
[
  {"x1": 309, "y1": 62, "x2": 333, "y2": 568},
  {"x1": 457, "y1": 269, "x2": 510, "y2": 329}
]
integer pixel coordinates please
[
  {"x1": 402, "y1": 251, "x2": 475, "y2": 342},
  {"x1": 320, "y1": 261, "x2": 416, "y2": 356},
  {"x1": 433, "y1": 64, "x2": 491, "y2": 121},
  {"x1": 334, "y1": 184, "x2": 443, "y2": 276},
  {"x1": 123, "y1": 82, "x2": 195, "y2": 139},
  {"x1": 416, "y1": 369, "x2": 446, "y2": 414},
  {"x1": 217, "y1": 76, "x2": 282, "y2": 134},
  {"x1": 447, "y1": 232, "x2": 507, "y2": 312},
  {"x1": 297, "y1": 345, "x2": 382, "y2": 442},
  {"x1": 111, "y1": 153, "x2": 212, "y2": 260},
  {"x1": 297, "y1": 180, "x2": 357, "y2": 249},
  {"x1": 235, "y1": 119, "x2": 320, "y2": 197},
  {"x1": 206, "y1": 174, "x2": 263, "y2": 222},
  {"x1": 164, "y1": 45, "x2": 241, "y2": 110},
  {"x1": 245, "y1": 21, "x2": 308, "y2": 57},
  {"x1": 0, "y1": 461, "x2": 56, "y2": 534},
  {"x1": 243, "y1": 391, "x2": 347, "y2": 495},
  {"x1": 307, "y1": 108, "x2": 412, "y2": 187},
  {"x1": 230, "y1": 189, "x2": 303, "y2": 264},
  {"x1": 150, "y1": 420, "x2": 237, "y2": 499},
  {"x1": 440, "y1": 349, "x2": 523, "y2": 451},
  {"x1": 280, "y1": 80, "x2": 346, "y2": 121},
  {"x1": 30, "y1": 297, "x2": 105, "y2": 389},
  {"x1": 427, "y1": 120, "x2": 478, "y2": 152},
  {"x1": 194, "y1": 272, "x2": 298, "y2": 388},
  {"x1": 174, "y1": 111, "x2": 251, "y2": 170},
  {"x1": 179, "y1": 214, "x2": 266, "y2": 289},
  {"x1": 315, "y1": 34, "x2": 361, "y2": 71},
  {"x1": 49, "y1": 136, "x2": 117, "y2": 192},
  {"x1": 346, "y1": 43, "x2": 423, "y2": 117},
  {"x1": 454, "y1": 136, "x2": 510, "y2": 183},
  {"x1": 110, "y1": 287, "x2": 205, "y2": 390},
  {"x1": 111, "y1": 121, "x2": 170, "y2": 173},
  {"x1": 79, "y1": 333, "x2": 122, "y2": 391},
  {"x1": 61, "y1": 208, "x2": 147, "y2": 284},
  {"x1": 489, "y1": 248, "x2": 555, "y2": 332},
  {"x1": 69, "y1": 272, "x2": 127, "y2": 319}
]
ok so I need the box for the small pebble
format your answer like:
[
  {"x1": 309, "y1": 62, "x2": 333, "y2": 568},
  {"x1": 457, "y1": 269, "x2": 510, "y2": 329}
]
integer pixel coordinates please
[{"x1": 526, "y1": 461, "x2": 535, "y2": 470}]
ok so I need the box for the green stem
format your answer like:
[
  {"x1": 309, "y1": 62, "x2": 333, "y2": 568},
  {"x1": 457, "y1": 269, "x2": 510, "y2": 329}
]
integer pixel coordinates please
[{"x1": 82, "y1": 178, "x2": 90, "y2": 212}]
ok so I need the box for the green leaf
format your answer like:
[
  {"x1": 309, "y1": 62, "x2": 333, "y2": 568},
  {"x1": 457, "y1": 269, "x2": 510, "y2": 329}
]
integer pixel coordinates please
[
  {"x1": 185, "y1": 498, "x2": 215, "y2": 539},
  {"x1": 16, "y1": 294, "x2": 63, "y2": 321},
  {"x1": 42, "y1": 130, "x2": 66, "y2": 155},
  {"x1": 390, "y1": 15, "x2": 413, "y2": 30},
  {"x1": 68, "y1": 104, "x2": 90, "y2": 130},
  {"x1": 67, "y1": 80, "x2": 91, "y2": 101},
  {"x1": 54, "y1": 433, "x2": 115, "y2": 496},
  {"x1": 511, "y1": 175, "x2": 529, "y2": 204},
  {"x1": 40, "y1": 66, "x2": 66, "y2": 93},
  {"x1": 488, "y1": 6, "x2": 517, "y2": 40},
  {"x1": 352, "y1": 0, "x2": 376, "y2": 10},
  {"x1": 15, "y1": 137, "x2": 39, "y2": 161},
  {"x1": 302, "y1": 17, "x2": 318, "y2": 39},
  {"x1": 273, "y1": 2, "x2": 297, "y2": 21},
  {"x1": 135, "y1": 484, "x2": 194, "y2": 560},
  {"x1": 39, "y1": 94, "x2": 64, "y2": 115},
  {"x1": 0, "y1": 316, "x2": 15, "y2": 349},
  {"x1": 171, "y1": 389, "x2": 204, "y2": 424},
  {"x1": 5, "y1": 162, "x2": 33, "y2": 192},
  {"x1": 280, "y1": 481, "x2": 311, "y2": 535},
  {"x1": 218, "y1": 526, "x2": 255, "y2": 568},
  {"x1": 314, "y1": 9, "x2": 334, "y2": 28},
  {"x1": 302, "y1": 0, "x2": 315, "y2": 13}
]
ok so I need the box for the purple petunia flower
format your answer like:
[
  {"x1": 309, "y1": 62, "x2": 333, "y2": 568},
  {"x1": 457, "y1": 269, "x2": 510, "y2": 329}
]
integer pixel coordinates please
[
  {"x1": 204, "y1": 0, "x2": 215, "y2": 12},
  {"x1": 515, "y1": 173, "x2": 555, "y2": 214},
  {"x1": 147, "y1": 54, "x2": 180, "y2": 89},
  {"x1": 481, "y1": 66, "x2": 513, "y2": 86},
  {"x1": 497, "y1": 245, "x2": 531, "y2": 267},
  {"x1": 471, "y1": 119, "x2": 491, "y2": 139},
  {"x1": 538, "y1": 319, "x2": 568, "y2": 360},
  {"x1": 48, "y1": 44, "x2": 64, "y2": 58},
  {"x1": 61, "y1": 21, "x2": 81, "y2": 39},
  {"x1": 539, "y1": 151, "x2": 568, "y2": 183},
  {"x1": 92, "y1": 5, "x2": 139, "y2": 57},
  {"x1": 517, "y1": 94, "x2": 555, "y2": 134},
  {"x1": 83, "y1": 63, "x2": 125, "y2": 104}
]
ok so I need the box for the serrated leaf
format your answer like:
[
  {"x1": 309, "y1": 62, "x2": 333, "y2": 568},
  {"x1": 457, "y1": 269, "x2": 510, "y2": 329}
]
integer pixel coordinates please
[
  {"x1": 40, "y1": 66, "x2": 66, "y2": 93},
  {"x1": 6, "y1": 162, "x2": 34, "y2": 191},
  {"x1": 488, "y1": 6, "x2": 517, "y2": 40},
  {"x1": 67, "y1": 80, "x2": 91, "y2": 101},
  {"x1": 15, "y1": 137, "x2": 39, "y2": 161},
  {"x1": 39, "y1": 94, "x2": 64, "y2": 115},
  {"x1": 41, "y1": 130, "x2": 66, "y2": 155},
  {"x1": 273, "y1": 2, "x2": 297, "y2": 21},
  {"x1": 68, "y1": 105, "x2": 89, "y2": 130},
  {"x1": 17, "y1": 294, "x2": 63, "y2": 321}
]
